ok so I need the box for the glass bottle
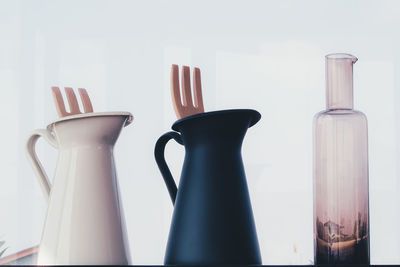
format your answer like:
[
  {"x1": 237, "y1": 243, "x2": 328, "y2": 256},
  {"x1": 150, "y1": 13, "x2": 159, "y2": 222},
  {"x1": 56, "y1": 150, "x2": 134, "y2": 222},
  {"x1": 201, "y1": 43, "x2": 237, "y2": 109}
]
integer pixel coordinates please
[{"x1": 313, "y1": 53, "x2": 370, "y2": 264}]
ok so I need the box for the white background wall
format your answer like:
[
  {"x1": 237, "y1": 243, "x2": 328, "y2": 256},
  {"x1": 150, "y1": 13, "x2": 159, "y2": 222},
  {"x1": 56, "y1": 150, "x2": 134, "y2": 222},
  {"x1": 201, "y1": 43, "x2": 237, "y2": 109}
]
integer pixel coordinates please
[{"x1": 0, "y1": 0, "x2": 399, "y2": 264}]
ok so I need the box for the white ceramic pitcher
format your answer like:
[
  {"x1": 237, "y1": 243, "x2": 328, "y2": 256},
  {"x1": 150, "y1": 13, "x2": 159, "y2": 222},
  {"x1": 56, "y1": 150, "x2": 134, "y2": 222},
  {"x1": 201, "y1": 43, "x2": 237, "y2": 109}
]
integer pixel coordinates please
[{"x1": 25, "y1": 112, "x2": 133, "y2": 265}]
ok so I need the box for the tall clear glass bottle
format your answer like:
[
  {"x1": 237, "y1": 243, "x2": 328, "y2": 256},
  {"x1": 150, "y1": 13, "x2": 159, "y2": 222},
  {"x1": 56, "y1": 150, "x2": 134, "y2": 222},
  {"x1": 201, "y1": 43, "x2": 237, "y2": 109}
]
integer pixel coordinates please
[{"x1": 313, "y1": 54, "x2": 370, "y2": 264}]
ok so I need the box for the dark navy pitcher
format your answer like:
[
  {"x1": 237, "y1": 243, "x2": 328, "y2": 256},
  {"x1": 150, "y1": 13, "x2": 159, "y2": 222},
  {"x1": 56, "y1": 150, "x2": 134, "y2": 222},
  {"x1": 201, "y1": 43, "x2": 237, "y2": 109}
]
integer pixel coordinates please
[{"x1": 155, "y1": 109, "x2": 262, "y2": 265}]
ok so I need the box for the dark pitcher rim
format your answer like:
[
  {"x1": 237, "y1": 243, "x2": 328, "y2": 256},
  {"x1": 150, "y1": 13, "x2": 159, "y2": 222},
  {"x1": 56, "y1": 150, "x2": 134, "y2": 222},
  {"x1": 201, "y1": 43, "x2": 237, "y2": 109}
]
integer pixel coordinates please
[{"x1": 172, "y1": 108, "x2": 261, "y2": 131}]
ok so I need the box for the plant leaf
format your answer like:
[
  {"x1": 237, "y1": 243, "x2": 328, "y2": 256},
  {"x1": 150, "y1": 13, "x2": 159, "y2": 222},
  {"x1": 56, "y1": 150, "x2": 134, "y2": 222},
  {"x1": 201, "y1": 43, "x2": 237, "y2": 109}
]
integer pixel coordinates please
[{"x1": 0, "y1": 247, "x2": 7, "y2": 257}]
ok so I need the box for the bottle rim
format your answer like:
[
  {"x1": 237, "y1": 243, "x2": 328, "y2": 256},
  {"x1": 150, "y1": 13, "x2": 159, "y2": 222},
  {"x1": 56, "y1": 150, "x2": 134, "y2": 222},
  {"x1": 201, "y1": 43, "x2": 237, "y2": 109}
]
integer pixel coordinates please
[{"x1": 326, "y1": 53, "x2": 358, "y2": 62}]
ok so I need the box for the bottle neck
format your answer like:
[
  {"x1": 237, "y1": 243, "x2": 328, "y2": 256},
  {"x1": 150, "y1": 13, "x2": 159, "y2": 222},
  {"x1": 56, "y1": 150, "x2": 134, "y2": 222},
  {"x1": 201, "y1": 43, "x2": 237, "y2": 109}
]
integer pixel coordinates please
[{"x1": 325, "y1": 54, "x2": 357, "y2": 110}]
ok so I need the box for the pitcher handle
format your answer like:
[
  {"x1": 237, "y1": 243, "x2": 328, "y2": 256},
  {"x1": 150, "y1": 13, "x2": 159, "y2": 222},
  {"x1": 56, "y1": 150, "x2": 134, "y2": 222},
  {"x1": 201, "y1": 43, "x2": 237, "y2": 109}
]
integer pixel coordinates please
[
  {"x1": 154, "y1": 131, "x2": 183, "y2": 205},
  {"x1": 25, "y1": 129, "x2": 58, "y2": 204}
]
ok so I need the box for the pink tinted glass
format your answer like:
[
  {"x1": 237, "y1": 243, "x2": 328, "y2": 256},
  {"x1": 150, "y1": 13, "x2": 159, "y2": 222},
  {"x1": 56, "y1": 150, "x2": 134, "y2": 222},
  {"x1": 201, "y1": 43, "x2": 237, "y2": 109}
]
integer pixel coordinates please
[{"x1": 313, "y1": 53, "x2": 370, "y2": 264}]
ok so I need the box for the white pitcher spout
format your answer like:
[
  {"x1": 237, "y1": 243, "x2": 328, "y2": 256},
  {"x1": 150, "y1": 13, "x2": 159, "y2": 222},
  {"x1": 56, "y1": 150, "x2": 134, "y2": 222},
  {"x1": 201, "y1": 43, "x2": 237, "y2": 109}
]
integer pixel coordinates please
[{"x1": 49, "y1": 112, "x2": 133, "y2": 148}]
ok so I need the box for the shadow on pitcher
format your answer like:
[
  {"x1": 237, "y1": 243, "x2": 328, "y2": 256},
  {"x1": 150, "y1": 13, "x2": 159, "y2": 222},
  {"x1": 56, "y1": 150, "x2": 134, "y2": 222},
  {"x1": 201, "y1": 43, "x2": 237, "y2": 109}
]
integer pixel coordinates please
[{"x1": 155, "y1": 109, "x2": 262, "y2": 265}]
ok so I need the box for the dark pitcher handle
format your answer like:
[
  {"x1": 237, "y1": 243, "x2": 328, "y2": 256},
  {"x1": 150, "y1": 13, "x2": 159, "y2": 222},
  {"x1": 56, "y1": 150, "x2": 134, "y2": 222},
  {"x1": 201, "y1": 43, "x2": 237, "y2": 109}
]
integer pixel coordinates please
[{"x1": 154, "y1": 131, "x2": 183, "y2": 205}]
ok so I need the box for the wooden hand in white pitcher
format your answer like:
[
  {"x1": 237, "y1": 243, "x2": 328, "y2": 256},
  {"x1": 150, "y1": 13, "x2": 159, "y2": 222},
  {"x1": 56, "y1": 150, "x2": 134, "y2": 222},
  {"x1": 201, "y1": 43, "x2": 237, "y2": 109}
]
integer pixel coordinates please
[{"x1": 51, "y1": 86, "x2": 93, "y2": 117}]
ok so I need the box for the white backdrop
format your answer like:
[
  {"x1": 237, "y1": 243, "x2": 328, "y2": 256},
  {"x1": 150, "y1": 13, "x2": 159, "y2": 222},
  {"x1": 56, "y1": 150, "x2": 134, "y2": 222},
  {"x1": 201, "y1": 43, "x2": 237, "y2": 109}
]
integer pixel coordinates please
[{"x1": 0, "y1": 0, "x2": 399, "y2": 264}]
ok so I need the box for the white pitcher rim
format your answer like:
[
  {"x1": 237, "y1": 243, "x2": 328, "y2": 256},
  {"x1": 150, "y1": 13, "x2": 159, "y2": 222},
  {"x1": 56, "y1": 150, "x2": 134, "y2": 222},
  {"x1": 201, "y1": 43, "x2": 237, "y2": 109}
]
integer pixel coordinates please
[{"x1": 47, "y1": 111, "x2": 134, "y2": 129}]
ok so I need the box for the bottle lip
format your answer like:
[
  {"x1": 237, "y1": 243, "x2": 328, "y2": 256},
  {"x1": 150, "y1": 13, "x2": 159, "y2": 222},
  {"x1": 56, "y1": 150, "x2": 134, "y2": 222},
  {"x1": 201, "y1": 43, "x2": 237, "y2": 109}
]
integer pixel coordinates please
[{"x1": 326, "y1": 53, "x2": 358, "y2": 62}]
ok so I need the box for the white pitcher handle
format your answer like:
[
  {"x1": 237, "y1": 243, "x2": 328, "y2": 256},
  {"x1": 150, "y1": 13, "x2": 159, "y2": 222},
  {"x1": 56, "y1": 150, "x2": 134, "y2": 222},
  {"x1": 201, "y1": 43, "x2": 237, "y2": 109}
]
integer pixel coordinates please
[{"x1": 25, "y1": 129, "x2": 58, "y2": 203}]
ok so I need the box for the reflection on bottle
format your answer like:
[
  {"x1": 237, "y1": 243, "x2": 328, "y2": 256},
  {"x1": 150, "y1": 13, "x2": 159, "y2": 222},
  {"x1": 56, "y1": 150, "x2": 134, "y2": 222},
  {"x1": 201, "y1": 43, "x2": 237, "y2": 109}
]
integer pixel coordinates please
[
  {"x1": 315, "y1": 215, "x2": 368, "y2": 264},
  {"x1": 313, "y1": 54, "x2": 370, "y2": 264}
]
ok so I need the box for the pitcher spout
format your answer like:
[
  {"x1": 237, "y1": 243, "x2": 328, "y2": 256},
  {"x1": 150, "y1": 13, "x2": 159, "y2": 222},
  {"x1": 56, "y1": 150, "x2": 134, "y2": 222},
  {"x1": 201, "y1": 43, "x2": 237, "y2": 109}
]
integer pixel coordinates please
[
  {"x1": 171, "y1": 109, "x2": 261, "y2": 148},
  {"x1": 49, "y1": 112, "x2": 133, "y2": 148}
]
